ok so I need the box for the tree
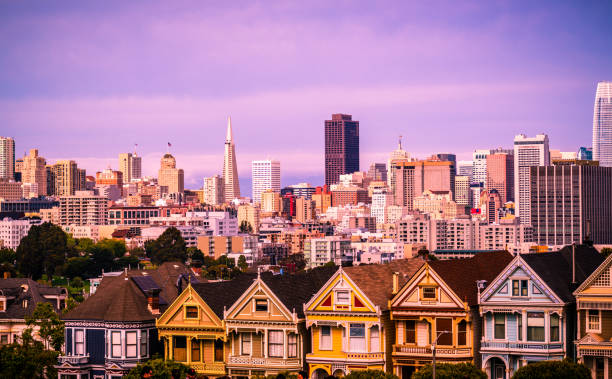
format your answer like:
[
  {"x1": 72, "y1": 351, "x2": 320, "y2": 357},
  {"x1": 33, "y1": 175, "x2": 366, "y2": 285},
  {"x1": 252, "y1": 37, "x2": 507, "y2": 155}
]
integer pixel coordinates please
[
  {"x1": 63, "y1": 256, "x2": 92, "y2": 279},
  {"x1": 412, "y1": 363, "x2": 486, "y2": 379},
  {"x1": 16, "y1": 222, "x2": 69, "y2": 279},
  {"x1": 0, "y1": 329, "x2": 59, "y2": 379},
  {"x1": 124, "y1": 358, "x2": 189, "y2": 379},
  {"x1": 238, "y1": 255, "x2": 248, "y2": 271},
  {"x1": 116, "y1": 255, "x2": 140, "y2": 270},
  {"x1": 97, "y1": 238, "x2": 127, "y2": 258},
  {"x1": 0, "y1": 247, "x2": 16, "y2": 264},
  {"x1": 601, "y1": 247, "x2": 612, "y2": 258},
  {"x1": 239, "y1": 220, "x2": 253, "y2": 234},
  {"x1": 146, "y1": 227, "x2": 187, "y2": 265},
  {"x1": 512, "y1": 359, "x2": 590, "y2": 379},
  {"x1": 90, "y1": 244, "x2": 115, "y2": 274},
  {"x1": 25, "y1": 302, "x2": 65, "y2": 351},
  {"x1": 344, "y1": 370, "x2": 399, "y2": 379},
  {"x1": 76, "y1": 237, "x2": 95, "y2": 253}
]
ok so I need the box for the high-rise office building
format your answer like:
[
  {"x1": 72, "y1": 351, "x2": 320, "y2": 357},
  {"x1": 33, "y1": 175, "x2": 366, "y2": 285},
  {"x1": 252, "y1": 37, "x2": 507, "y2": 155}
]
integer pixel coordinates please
[
  {"x1": 158, "y1": 154, "x2": 184, "y2": 194},
  {"x1": 531, "y1": 161, "x2": 612, "y2": 245},
  {"x1": 514, "y1": 134, "x2": 550, "y2": 224},
  {"x1": 324, "y1": 113, "x2": 359, "y2": 186},
  {"x1": 119, "y1": 152, "x2": 142, "y2": 183},
  {"x1": 21, "y1": 149, "x2": 47, "y2": 196},
  {"x1": 223, "y1": 116, "x2": 240, "y2": 202},
  {"x1": 367, "y1": 163, "x2": 387, "y2": 182},
  {"x1": 251, "y1": 159, "x2": 280, "y2": 204},
  {"x1": 0, "y1": 137, "x2": 15, "y2": 181},
  {"x1": 436, "y1": 153, "x2": 456, "y2": 177},
  {"x1": 472, "y1": 149, "x2": 490, "y2": 188},
  {"x1": 486, "y1": 152, "x2": 514, "y2": 204},
  {"x1": 578, "y1": 147, "x2": 593, "y2": 161},
  {"x1": 203, "y1": 175, "x2": 224, "y2": 206},
  {"x1": 392, "y1": 160, "x2": 454, "y2": 209},
  {"x1": 457, "y1": 160, "x2": 474, "y2": 183},
  {"x1": 51, "y1": 160, "x2": 80, "y2": 196},
  {"x1": 131, "y1": 153, "x2": 142, "y2": 180},
  {"x1": 454, "y1": 175, "x2": 471, "y2": 207},
  {"x1": 593, "y1": 81, "x2": 612, "y2": 167}
]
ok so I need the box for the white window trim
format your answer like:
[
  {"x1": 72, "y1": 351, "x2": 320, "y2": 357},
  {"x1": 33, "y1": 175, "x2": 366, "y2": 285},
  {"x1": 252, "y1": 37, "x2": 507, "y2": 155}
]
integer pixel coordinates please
[
  {"x1": 254, "y1": 298, "x2": 269, "y2": 313},
  {"x1": 74, "y1": 328, "x2": 85, "y2": 356},
  {"x1": 240, "y1": 332, "x2": 252, "y2": 356},
  {"x1": 125, "y1": 331, "x2": 138, "y2": 358},
  {"x1": 319, "y1": 326, "x2": 332, "y2": 351},
  {"x1": 110, "y1": 330, "x2": 122, "y2": 358},
  {"x1": 493, "y1": 314, "x2": 506, "y2": 341},
  {"x1": 586, "y1": 309, "x2": 602, "y2": 333},
  {"x1": 140, "y1": 329, "x2": 148, "y2": 358},
  {"x1": 335, "y1": 290, "x2": 350, "y2": 305}
]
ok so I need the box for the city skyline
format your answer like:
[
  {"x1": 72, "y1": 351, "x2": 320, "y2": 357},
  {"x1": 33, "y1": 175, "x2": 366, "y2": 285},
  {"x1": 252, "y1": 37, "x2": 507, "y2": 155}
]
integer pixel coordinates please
[{"x1": 1, "y1": 1, "x2": 611, "y2": 191}]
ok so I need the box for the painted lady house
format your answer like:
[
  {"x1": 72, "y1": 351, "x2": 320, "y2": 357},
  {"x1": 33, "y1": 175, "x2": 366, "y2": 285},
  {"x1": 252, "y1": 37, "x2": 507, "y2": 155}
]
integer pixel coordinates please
[
  {"x1": 389, "y1": 251, "x2": 512, "y2": 379},
  {"x1": 479, "y1": 245, "x2": 602, "y2": 379}
]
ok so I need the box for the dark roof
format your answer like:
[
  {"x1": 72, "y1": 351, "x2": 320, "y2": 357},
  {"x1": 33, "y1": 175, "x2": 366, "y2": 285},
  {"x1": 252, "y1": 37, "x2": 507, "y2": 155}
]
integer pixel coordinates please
[
  {"x1": 192, "y1": 273, "x2": 258, "y2": 318},
  {"x1": 522, "y1": 245, "x2": 604, "y2": 302},
  {"x1": 344, "y1": 258, "x2": 425, "y2": 310},
  {"x1": 0, "y1": 278, "x2": 67, "y2": 320},
  {"x1": 261, "y1": 265, "x2": 337, "y2": 318},
  {"x1": 429, "y1": 251, "x2": 514, "y2": 305}
]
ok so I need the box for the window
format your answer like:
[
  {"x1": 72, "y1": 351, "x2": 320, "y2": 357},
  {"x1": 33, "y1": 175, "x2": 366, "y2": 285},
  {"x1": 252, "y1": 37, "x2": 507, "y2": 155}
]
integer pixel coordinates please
[
  {"x1": 75, "y1": 329, "x2": 85, "y2": 355},
  {"x1": 422, "y1": 286, "x2": 436, "y2": 299},
  {"x1": 405, "y1": 320, "x2": 416, "y2": 344},
  {"x1": 349, "y1": 323, "x2": 366, "y2": 352},
  {"x1": 336, "y1": 291, "x2": 350, "y2": 304},
  {"x1": 173, "y1": 336, "x2": 187, "y2": 361},
  {"x1": 436, "y1": 318, "x2": 452, "y2": 346},
  {"x1": 512, "y1": 280, "x2": 528, "y2": 297},
  {"x1": 320, "y1": 326, "x2": 332, "y2": 350},
  {"x1": 111, "y1": 331, "x2": 121, "y2": 358},
  {"x1": 587, "y1": 310, "x2": 601, "y2": 332},
  {"x1": 140, "y1": 330, "x2": 148, "y2": 357},
  {"x1": 255, "y1": 299, "x2": 268, "y2": 312},
  {"x1": 185, "y1": 306, "x2": 198, "y2": 319},
  {"x1": 214, "y1": 339, "x2": 224, "y2": 362},
  {"x1": 517, "y1": 314, "x2": 523, "y2": 341},
  {"x1": 0, "y1": 334, "x2": 8, "y2": 344},
  {"x1": 527, "y1": 312, "x2": 545, "y2": 342},
  {"x1": 494, "y1": 314, "x2": 505, "y2": 340},
  {"x1": 550, "y1": 314, "x2": 560, "y2": 342},
  {"x1": 268, "y1": 331, "x2": 284, "y2": 357},
  {"x1": 370, "y1": 326, "x2": 380, "y2": 352},
  {"x1": 191, "y1": 339, "x2": 201, "y2": 361},
  {"x1": 126, "y1": 331, "x2": 137, "y2": 358},
  {"x1": 457, "y1": 320, "x2": 467, "y2": 346},
  {"x1": 288, "y1": 333, "x2": 297, "y2": 357},
  {"x1": 241, "y1": 333, "x2": 252, "y2": 355}
]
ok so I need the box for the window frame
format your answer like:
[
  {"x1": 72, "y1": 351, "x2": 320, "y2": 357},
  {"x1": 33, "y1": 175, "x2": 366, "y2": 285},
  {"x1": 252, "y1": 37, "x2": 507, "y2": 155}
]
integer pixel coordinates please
[
  {"x1": 111, "y1": 331, "x2": 122, "y2": 358},
  {"x1": 494, "y1": 314, "x2": 506, "y2": 340},
  {"x1": 405, "y1": 320, "x2": 416, "y2": 344},
  {"x1": 421, "y1": 286, "x2": 437, "y2": 300},
  {"x1": 191, "y1": 339, "x2": 201, "y2": 362},
  {"x1": 185, "y1": 305, "x2": 199, "y2": 319},
  {"x1": 75, "y1": 329, "x2": 85, "y2": 356},
  {"x1": 255, "y1": 299, "x2": 269, "y2": 312},
  {"x1": 319, "y1": 326, "x2": 332, "y2": 351},
  {"x1": 268, "y1": 330, "x2": 284, "y2": 357},
  {"x1": 140, "y1": 330, "x2": 148, "y2": 358},
  {"x1": 517, "y1": 314, "x2": 523, "y2": 341},
  {"x1": 241, "y1": 333, "x2": 252, "y2": 356},
  {"x1": 512, "y1": 279, "x2": 529, "y2": 297},
  {"x1": 126, "y1": 331, "x2": 138, "y2": 358},
  {"x1": 526, "y1": 312, "x2": 545, "y2": 342},
  {"x1": 550, "y1": 313, "x2": 560, "y2": 342},
  {"x1": 370, "y1": 326, "x2": 380, "y2": 352},
  {"x1": 349, "y1": 323, "x2": 366, "y2": 352},
  {"x1": 457, "y1": 320, "x2": 467, "y2": 346},
  {"x1": 336, "y1": 290, "x2": 350, "y2": 305},
  {"x1": 287, "y1": 333, "x2": 298, "y2": 358},
  {"x1": 587, "y1": 309, "x2": 602, "y2": 333}
]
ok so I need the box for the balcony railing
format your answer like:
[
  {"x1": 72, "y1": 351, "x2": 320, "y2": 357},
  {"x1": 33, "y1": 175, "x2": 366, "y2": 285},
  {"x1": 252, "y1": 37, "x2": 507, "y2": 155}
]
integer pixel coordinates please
[
  {"x1": 393, "y1": 345, "x2": 471, "y2": 356},
  {"x1": 481, "y1": 341, "x2": 564, "y2": 352},
  {"x1": 190, "y1": 362, "x2": 226, "y2": 375},
  {"x1": 346, "y1": 352, "x2": 384, "y2": 360},
  {"x1": 57, "y1": 355, "x2": 89, "y2": 365},
  {"x1": 228, "y1": 356, "x2": 301, "y2": 367}
]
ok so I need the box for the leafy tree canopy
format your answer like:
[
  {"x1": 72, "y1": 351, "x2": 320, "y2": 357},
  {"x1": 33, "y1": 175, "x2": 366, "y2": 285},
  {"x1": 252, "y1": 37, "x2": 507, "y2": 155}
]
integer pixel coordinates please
[
  {"x1": 344, "y1": 370, "x2": 399, "y2": 379},
  {"x1": 412, "y1": 363, "x2": 487, "y2": 379},
  {"x1": 145, "y1": 227, "x2": 187, "y2": 265},
  {"x1": 0, "y1": 329, "x2": 59, "y2": 378},
  {"x1": 16, "y1": 222, "x2": 68, "y2": 280},
  {"x1": 25, "y1": 302, "x2": 65, "y2": 351},
  {"x1": 512, "y1": 359, "x2": 590, "y2": 379},
  {"x1": 124, "y1": 358, "x2": 190, "y2": 379}
]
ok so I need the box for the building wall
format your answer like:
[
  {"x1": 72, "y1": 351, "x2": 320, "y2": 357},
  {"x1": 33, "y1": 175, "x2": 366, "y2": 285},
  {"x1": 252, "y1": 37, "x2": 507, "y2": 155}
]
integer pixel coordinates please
[{"x1": 325, "y1": 114, "x2": 360, "y2": 186}]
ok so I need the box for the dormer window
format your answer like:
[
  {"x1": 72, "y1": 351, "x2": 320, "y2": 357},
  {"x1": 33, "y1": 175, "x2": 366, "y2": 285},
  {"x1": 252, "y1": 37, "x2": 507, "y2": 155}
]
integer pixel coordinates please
[
  {"x1": 336, "y1": 291, "x2": 350, "y2": 305},
  {"x1": 185, "y1": 306, "x2": 198, "y2": 319},
  {"x1": 422, "y1": 286, "x2": 436, "y2": 300},
  {"x1": 512, "y1": 280, "x2": 528, "y2": 297},
  {"x1": 255, "y1": 299, "x2": 268, "y2": 312}
]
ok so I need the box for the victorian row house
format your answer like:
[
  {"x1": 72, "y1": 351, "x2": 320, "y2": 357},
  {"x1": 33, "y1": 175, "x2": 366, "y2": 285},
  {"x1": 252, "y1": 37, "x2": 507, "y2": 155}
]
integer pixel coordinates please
[
  {"x1": 575, "y1": 253, "x2": 612, "y2": 379},
  {"x1": 478, "y1": 245, "x2": 603, "y2": 379},
  {"x1": 389, "y1": 251, "x2": 513, "y2": 379}
]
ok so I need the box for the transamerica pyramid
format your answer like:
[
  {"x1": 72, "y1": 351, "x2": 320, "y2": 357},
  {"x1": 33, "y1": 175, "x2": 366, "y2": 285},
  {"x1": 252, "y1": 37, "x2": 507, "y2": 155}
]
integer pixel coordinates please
[{"x1": 223, "y1": 116, "x2": 240, "y2": 202}]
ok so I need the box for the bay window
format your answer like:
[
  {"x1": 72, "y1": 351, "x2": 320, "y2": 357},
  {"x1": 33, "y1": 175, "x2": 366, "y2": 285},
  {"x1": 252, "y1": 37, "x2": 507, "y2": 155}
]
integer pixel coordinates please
[
  {"x1": 75, "y1": 329, "x2": 85, "y2": 355},
  {"x1": 527, "y1": 312, "x2": 545, "y2": 342},
  {"x1": 191, "y1": 339, "x2": 201, "y2": 361},
  {"x1": 288, "y1": 333, "x2": 297, "y2": 357},
  {"x1": 405, "y1": 320, "x2": 416, "y2": 344},
  {"x1": 268, "y1": 330, "x2": 284, "y2": 357},
  {"x1": 349, "y1": 324, "x2": 366, "y2": 352},
  {"x1": 111, "y1": 331, "x2": 121, "y2": 358},
  {"x1": 241, "y1": 333, "x2": 252, "y2": 355},
  {"x1": 370, "y1": 326, "x2": 380, "y2": 352},
  {"x1": 550, "y1": 314, "x2": 560, "y2": 342},
  {"x1": 436, "y1": 318, "x2": 452, "y2": 346},
  {"x1": 587, "y1": 310, "x2": 601, "y2": 333},
  {"x1": 140, "y1": 330, "x2": 148, "y2": 357},
  {"x1": 126, "y1": 331, "x2": 137, "y2": 358},
  {"x1": 494, "y1": 314, "x2": 505, "y2": 340},
  {"x1": 457, "y1": 320, "x2": 467, "y2": 346},
  {"x1": 320, "y1": 326, "x2": 332, "y2": 350}
]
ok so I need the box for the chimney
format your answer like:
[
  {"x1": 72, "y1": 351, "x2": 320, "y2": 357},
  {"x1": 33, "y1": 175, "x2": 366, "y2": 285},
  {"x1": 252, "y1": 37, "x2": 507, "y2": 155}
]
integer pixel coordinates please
[
  {"x1": 392, "y1": 272, "x2": 400, "y2": 295},
  {"x1": 147, "y1": 288, "x2": 161, "y2": 315}
]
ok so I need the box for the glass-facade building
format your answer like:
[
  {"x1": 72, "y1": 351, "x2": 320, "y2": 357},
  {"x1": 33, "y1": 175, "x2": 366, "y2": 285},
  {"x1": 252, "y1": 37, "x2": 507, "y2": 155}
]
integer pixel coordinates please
[{"x1": 593, "y1": 81, "x2": 612, "y2": 167}]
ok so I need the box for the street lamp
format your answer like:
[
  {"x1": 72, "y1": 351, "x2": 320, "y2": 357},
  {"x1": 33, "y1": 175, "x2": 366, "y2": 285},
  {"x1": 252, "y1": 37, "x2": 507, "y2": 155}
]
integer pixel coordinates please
[{"x1": 432, "y1": 330, "x2": 451, "y2": 379}]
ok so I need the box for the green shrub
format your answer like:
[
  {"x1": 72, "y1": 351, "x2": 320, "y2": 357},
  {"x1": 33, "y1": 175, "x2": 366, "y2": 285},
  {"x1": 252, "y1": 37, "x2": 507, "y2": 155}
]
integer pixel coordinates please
[
  {"x1": 344, "y1": 370, "x2": 399, "y2": 379},
  {"x1": 512, "y1": 359, "x2": 590, "y2": 379},
  {"x1": 124, "y1": 358, "x2": 190, "y2": 379},
  {"x1": 412, "y1": 363, "x2": 486, "y2": 379}
]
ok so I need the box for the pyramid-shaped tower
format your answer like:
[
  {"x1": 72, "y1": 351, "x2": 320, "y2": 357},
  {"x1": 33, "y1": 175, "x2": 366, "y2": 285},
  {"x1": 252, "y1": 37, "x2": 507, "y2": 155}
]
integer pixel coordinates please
[{"x1": 223, "y1": 116, "x2": 240, "y2": 202}]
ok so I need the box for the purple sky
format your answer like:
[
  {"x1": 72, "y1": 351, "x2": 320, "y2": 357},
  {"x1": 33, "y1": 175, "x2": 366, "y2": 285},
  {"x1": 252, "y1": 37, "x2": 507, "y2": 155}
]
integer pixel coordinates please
[{"x1": 1, "y1": 1, "x2": 611, "y2": 193}]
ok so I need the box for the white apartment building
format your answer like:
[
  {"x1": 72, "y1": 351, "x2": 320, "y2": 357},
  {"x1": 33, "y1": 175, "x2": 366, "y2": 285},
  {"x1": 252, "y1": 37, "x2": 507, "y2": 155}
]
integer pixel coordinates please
[
  {"x1": 0, "y1": 218, "x2": 41, "y2": 250},
  {"x1": 251, "y1": 160, "x2": 280, "y2": 204},
  {"x1": 371, "y1": 188, "x2": 393, "y2": 225},
  {"x1": 62, "y1": 225, "x2": 100, "y2": 241},
  {"x1": 454, "y1": 175, "x2": 471, "y2": 206},
  {"x1": 472, "y1": 149, "x2": 490, "y2": 187},
  {"x1": 203, "y1": 175, "x2": 224, "y2": 206},
  {"x1": 513, "y1": 134, "x2": 550, "y2": 224},
  {"x1": 303, "y1": 236, "x2": 355, "y2": 268},
  {"x1": 59, "y1": 191, "x2": 108, "y2": 226}
]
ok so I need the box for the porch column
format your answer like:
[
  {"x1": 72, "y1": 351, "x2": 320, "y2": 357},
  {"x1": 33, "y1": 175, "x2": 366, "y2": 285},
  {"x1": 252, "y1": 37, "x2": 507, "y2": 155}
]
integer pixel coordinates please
[
  {"x1": 187, "y1": 336, "x2": 192, "y2": 363},
  {"x1": 284, "y1": 330, "x2": 288, "y2": 359},
  {"x1": 168, "y1": 336, "x2": 173, "y2": 360},
  {"x1": 264, "y1": 330, "x2": 268, "y2": 358}
]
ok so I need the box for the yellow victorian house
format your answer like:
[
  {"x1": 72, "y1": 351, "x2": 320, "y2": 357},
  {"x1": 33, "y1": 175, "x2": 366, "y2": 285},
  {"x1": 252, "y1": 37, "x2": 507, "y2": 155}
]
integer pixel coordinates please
[
  {"x1": 389, "y1": 251, "x2": 512, "y2": 379},
  {"x1": 156, "y1": 274, "x2": 256, "y2": 376},
  {"x1": 224, "y1": 267, "x2": 335, "y2": 378},
  {"x1": 304, "y1": 259, "x2": 423, "y2": 379}
]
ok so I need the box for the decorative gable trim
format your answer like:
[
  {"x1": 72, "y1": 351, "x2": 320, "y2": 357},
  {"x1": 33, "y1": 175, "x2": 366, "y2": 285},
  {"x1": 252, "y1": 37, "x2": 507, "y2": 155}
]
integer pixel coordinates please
[
  {"x1": 575, "y1": 253, "x2": 612, "y2": 295},
  {"x1": 480, "y1": 255, "x2": 563, "y2": 304},
  {"x1": 156, "y1": 284, "x2": 223, "y2": 330}
]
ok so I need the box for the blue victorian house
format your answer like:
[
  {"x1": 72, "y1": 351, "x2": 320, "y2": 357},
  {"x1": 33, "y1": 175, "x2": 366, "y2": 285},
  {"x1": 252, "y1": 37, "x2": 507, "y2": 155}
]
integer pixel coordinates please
[
  {"x1": 478, "y1": 245, "x2": 602, "y2": 379},
  {"x1": 56, "y1": 263, "x2": 193, "y2": 379}
]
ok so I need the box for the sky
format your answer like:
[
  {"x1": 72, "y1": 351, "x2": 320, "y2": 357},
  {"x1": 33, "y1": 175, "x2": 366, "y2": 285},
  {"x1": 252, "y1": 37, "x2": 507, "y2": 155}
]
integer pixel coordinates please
[{"x1": 1, "y1": 1, "x2": 611, "y2": 194}]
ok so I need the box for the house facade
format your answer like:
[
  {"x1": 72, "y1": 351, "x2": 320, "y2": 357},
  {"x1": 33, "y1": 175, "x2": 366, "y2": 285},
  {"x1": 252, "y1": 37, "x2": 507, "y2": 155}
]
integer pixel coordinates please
[
  {"x1": 479, "y1": 246, "x2": 602, "y2": 379},
  {"x1": 389, "y1": 251, "x2": 512, "y2": 379},
  {"x1": 575, "y1": 253, "x2": 612, "y2": 379},
  {"x1": 224, "y1": 267, "x2": 335, "y2": 378},
  {"x1": 305, "y1": 259, "x2": 423, "y2": 379}
]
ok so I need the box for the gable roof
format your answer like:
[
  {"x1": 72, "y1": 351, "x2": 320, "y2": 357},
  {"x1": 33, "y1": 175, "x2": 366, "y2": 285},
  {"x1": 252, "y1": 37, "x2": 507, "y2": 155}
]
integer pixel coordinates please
[
  {"x1": 522, "y1": 244, "x2": 603, "y2": 302},
  {"x1": 429, "y1": 250, "x2": 513, "y2": 305},
  {"x1": 575, "y1": 251, "x2": 612, "y2": 294},
  {"x1": 343, "y1": 258, "x2": 425, "y2": 311},
  {"x1": 259, "y1": 265, "x2": 337, "y2": 318},
  {"x1": 191, "y1": 273, "x2": 258, "y2": 318},
  {"x1": 0, "y1": 278, "x2": 67, "y2": 320}
]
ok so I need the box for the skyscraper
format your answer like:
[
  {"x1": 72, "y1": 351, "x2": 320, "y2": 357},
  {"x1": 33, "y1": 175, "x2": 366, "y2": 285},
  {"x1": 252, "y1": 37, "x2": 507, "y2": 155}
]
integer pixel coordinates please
[
  {"x1": 223, "y1": 116, "x2": 240, "y2": 202},
  {"x1": 0, "y1": 137, "x2": 15, "y2": 181},
  {"x1": 456, "y1": 160, "x2": 474, "y2": 182},
  {"x1": 514, "y1": 134, "x2": 550, "y2": 224},
  {"x1": 324, "y1": 113, "x2": 359, "y2": 186},
  {"x1": 251, "y1": 159, "x2": 280, "y2": 204},
  {"x1": 21, "y1": 149, "x2": 47, "y2": 196},
  {"x1": 387, "y1": 137, "x2": 410, "y2": 197},
  {"x1": 486, "y1": 152, "x2": 514, "y2": 204},
  {"x1": 472, "y1": 149, "x2": 490, "y2": 188},
  {"x1": 131, "y1": 153, "x2": 142, "y2": 180},
  {"x1": 158, "y1": 153, "x2": 184, "y2": 194},
  {"x1": 593, "y1": 81, "x2": 612, "y2": 167},
  {"x1": 203, "y1": 175, "x2": 224, "y2": 206},
  {"x1": 118, "y1": 153, "x2": 133, "y2": 183},
  {"x1": 51, "y1": 160, "x2": 80, "y2": 196}
]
